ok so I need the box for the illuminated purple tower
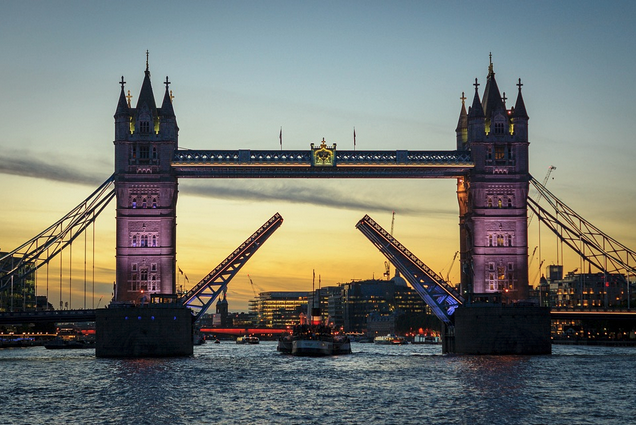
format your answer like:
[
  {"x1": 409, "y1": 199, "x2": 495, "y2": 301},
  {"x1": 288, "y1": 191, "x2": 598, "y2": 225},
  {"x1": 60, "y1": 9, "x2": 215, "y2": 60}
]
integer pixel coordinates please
[
  {"x1": 456, "y1": 58, "x2": 530, "y2": 302},
  {"x1": 112, "y1": 57, "x2": 179, "y2": 304}
]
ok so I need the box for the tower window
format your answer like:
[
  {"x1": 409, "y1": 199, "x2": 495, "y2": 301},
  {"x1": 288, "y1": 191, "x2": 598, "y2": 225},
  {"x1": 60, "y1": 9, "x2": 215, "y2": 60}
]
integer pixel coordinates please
[
  {"x1": 494, "y1": 122, "x2": 505, "y2": 134},
  {"x1": 495, "y1": 146, "x2": 505, "y2": 160},
  {"x1": 140, "y1": 121, "x2": 150, "y2": 134}
]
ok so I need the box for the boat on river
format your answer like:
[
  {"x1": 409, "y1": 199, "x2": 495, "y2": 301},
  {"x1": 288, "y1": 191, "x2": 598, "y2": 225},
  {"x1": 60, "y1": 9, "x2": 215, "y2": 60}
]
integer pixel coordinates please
[
  {"x1": 277, "y1": 324, "x2": 351, "y2": 356},
  {"x1": 236, "y1": 335, "x2": 260, "y2": 344},
  {"x1": 373, "y1": 334, "x2": 408, "y2": 345},
  {"x1": 278, "y1": 271, "x2": 351, "y2": 356}
]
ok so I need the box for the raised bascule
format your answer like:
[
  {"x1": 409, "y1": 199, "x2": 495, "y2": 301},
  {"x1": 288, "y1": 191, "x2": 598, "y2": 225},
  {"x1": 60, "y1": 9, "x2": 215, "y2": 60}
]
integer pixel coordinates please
[{"x1": 4, "y1": 56, "x2": 634, "y2": 355}]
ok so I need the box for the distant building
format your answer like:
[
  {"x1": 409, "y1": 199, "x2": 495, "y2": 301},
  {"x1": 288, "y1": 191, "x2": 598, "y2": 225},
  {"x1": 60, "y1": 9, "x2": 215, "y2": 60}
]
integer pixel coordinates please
[
  {"x1": 340, "y1": 278, "x2": 428, "y2": 335},
  {"x1": 212, "y1": 293, "x2": 230, "y2": 327},
  {"x1": 246, "y1": 279, "x2": 436, "y2": 334},
  {"x1": 0, "y1": 252, "x2": 36, "y2": 312},
  {"x1": 250, "y1": 291, "x2": 309, "y2": 327},
  {"x1": 542, "y1": 265, "x2": 631, "y2": 308}
]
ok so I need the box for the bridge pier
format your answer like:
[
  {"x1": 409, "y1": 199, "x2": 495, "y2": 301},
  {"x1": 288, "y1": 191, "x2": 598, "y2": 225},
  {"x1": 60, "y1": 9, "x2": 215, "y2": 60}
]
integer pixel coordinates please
[
  {"x1": 95, "y1": 305, "x2": 193, "y2": 357},
  {"x1": 443, "y1": 305, "x2": 551, "y2": 355}
]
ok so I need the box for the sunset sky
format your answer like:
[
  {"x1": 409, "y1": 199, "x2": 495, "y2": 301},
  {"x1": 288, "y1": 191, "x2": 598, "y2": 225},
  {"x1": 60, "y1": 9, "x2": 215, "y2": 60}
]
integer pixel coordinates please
[{"x1": 1, "y1": 1, "x2": 635, "y2": 311}]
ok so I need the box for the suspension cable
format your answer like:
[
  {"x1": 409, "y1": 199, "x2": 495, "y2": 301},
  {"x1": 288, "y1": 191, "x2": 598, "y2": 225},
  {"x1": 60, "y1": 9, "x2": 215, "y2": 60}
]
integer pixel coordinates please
[
  {"x1": 84, "y1": 219, "x2": 87, "y2": 309},
  {"x1": 92, "y1": 212, "x2": 95, "y2": 309}
]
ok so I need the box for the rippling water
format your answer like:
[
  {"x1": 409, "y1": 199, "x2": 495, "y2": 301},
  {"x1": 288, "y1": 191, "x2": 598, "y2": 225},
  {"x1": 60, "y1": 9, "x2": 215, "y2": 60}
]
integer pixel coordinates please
[{"x1": 1, "y1": 342, "x2": 635, "y2": 424}]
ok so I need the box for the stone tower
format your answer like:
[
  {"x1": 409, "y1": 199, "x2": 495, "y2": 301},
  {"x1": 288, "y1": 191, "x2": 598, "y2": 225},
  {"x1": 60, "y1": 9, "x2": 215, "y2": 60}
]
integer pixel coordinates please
[
  {"x1": 113, "y1": 58, "x2": 179, "y2": 304},
  {"x1": 456, "y1": 57, "x2": 530, "y2": 303}
]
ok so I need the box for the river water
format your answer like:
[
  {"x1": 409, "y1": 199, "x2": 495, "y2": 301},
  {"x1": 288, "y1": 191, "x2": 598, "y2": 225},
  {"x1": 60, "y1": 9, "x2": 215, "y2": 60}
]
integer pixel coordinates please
[{"x1": 1, "y1": 342, "x2": 634, "y2": 425}]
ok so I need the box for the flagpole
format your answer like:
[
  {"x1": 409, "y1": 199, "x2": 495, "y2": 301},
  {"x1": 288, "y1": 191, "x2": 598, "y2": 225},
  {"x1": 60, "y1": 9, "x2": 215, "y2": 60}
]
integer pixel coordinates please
[
  {"x1": 279, "y1": 126, "x2": 283, "y2": 150},
  {"x1": 353, "y1": 127, "x2": 356, "y2": 151}
]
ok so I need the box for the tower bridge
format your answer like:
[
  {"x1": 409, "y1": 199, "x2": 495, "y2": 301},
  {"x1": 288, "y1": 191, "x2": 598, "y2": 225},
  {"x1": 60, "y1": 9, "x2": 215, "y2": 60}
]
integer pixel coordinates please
[
  {"x1": 2, "y1": 57, "x2": 635, "y2": 355},
  {"x1": 112, "y1": 56, "x2": 531, "y2": 307}
]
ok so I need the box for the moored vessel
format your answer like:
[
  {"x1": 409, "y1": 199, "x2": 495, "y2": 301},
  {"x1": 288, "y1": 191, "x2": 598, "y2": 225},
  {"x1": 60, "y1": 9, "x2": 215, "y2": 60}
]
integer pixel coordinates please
[
  {"x1": 412, "y1": 335, "x2": 440, "y2": 344},
  {"x1": 44, "y1": 326, "x2": 92, "y2": 349}
]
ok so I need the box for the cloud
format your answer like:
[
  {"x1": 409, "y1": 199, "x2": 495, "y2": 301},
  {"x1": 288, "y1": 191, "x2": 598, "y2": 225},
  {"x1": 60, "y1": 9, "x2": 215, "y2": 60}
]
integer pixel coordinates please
[
  {"x1": 0, "y1": 150, "x2": 106, "y2": 186},
  {"x1": 0, "y1": 149, "x2": 455, "y2": 217}
]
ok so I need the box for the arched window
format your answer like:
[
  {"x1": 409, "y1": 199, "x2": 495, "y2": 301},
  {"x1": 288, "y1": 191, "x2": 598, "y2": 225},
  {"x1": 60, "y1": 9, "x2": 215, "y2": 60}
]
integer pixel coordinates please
[
  {"x1": 132, "y1": 198, "x2": 137, "y2": 208},
  {"x1": 487, "y1": 197, "x2": 493, "y2": 208},
  {"x1": 132, "y1": 236, "x2": 137, "y2": 247},
  {"x1": 152, "y1": 235, "x2": 157, "y2": 247},
  {"x1": 142, "y1": 198, "x2": 147, "y2": 208},
  {"x1": 497, "y1": 234, "x2": 504, "y2": 247},
  {"x1": 141, "y1": 235, "x2": 148, "y2": 247},
  {"x1": 498, "y1": 198, "x2": 502, "y2": 208},
  {"x1": 487, "y1": 235, "x2": 493, "y2": 247},
  {"x1": 507, "y1": 197, "x2": 513, "y2": 208},
  {"x1": 152, "y1": 198, "x2": 157, "y2": 208}
]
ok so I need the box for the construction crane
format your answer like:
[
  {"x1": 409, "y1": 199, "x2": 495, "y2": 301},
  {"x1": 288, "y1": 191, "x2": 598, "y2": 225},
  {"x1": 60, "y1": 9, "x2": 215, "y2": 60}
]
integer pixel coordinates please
[
  {"x1": 445, "y1": 251, "x2": 459, "y2": 283},
  {"x1": 528, "y1": 165, "x2": 556, "y2": 227},
  {"x1": 528, "y1": 246, "x2": 538, "y2": 268},
  {"x1": 383, "y1": 211, "x2": 396, "y2": 280},
  {"x1": 248, "y1": 274, "x2": 257, "y2": 298}
]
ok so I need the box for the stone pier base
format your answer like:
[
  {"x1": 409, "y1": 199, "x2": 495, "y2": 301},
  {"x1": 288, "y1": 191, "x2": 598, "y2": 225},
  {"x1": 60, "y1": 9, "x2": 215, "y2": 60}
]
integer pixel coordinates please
[
  {"x1": 443, "y1": 305, "x2": 551, "y2": 355},
  {"x1": 95, "y1": 305, "x2": 193, "y2": 357}
]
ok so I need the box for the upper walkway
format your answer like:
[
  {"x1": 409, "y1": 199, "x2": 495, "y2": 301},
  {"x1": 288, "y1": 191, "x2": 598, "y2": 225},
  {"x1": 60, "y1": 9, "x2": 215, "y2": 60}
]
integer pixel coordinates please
[{"x1": 172, "y1": 149, "x2": 473, "y2": 178}]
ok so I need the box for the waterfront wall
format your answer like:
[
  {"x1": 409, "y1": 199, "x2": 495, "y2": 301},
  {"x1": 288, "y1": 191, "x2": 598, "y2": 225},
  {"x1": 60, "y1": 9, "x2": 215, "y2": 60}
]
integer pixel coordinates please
[
  {"x1": 95, "y1": 306, "x2": 193, "y2": 357},
  {"x1": 443, "y1": 305, "x2": 551, "y2": 355}
]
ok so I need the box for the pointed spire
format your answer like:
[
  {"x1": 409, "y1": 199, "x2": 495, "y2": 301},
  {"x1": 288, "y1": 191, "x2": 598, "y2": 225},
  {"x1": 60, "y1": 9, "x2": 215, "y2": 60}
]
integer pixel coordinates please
[
  {"x1": 512, "y1": 78, "x2": 529, "y2": 119},
  {"x1": 468, "y1": 78, "x2": 484, "y2": 118},
  {"x1": 481, "y1": 55, "x2": 505, "y2": 118},
  {"x1": 456, "y1": 91, "x2": 468, "y2": 132},
  {"x1": 115, "y1": 76, "x2": 129, "y2": 116},
  {"x1": 135, "y1": 53, "x2": 158, "y2": 114},
  {"x1": 160, "y1": 75, "x2": 175, "y2": 117}
]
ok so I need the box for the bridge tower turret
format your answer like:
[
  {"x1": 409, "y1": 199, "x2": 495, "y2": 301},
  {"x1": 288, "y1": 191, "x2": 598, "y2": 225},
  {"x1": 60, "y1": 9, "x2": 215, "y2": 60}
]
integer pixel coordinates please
[
  {"x1": 112, "y1": 57, "x2": 179, "y2": 304},
  {"x1": 457, "y1": 57, "x2": 530, "y2": 303}
]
